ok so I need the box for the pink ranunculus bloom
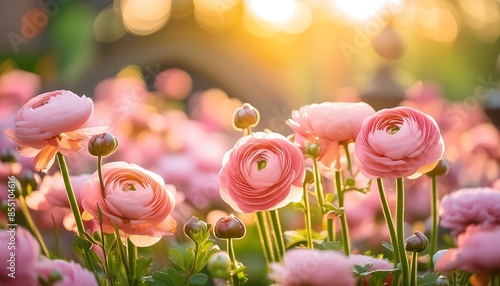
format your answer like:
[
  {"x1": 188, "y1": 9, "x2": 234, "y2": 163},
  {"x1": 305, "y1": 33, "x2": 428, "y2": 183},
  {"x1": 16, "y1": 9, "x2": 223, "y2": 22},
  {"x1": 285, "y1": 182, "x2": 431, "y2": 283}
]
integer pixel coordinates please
[
  {"x1": 81, "y1": 161, "x2": 176, "y2": 247},
  {"x1": 287, "y1": 102, "x2": 376, "y2": 167},
  {"x1": 269, "y1": 249, "x2": 356, "y2": 286},
  {"x1": 354, "y1": 106, "x2": 445, "y2": 179},
  {"x1": 435, "y1": 225, "x2": 500, "y2": 275},
  {"x1": 26, "y1": 172, "x2": 92, "y2": 232},
  {"x1": 0, "y1": 227, "x2": 40, "y2": 285},
  {"x1": 219, "y1": 132, "x2": 305, "y2": 213},
  {"x1": 36, "y1": 259, "x2": 97, "y2": 286},
  {"x1": 3, "y1": 90, "x2": 108, "y2": 172},
  {"x1": 439, "y1": 187, "x2": 500, "y2": 236}
]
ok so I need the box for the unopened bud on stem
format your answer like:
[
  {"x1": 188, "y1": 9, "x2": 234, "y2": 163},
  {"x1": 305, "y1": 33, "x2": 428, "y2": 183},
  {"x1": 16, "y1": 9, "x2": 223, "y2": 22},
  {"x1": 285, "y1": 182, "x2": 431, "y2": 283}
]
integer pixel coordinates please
[
  {"x1": 88, "y1": 133, "x2": 118, "y2": 157},
  {"x1": 233, "y1": 103, "x2": 260, "y2": 131}
]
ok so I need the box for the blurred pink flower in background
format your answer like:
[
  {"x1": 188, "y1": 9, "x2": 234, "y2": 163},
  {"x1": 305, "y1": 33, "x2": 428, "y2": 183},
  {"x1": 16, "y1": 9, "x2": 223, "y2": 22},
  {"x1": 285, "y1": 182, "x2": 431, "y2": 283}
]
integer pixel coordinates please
[
  {"x1": 81, "y1": 161, "x2": 176, "y2": 247},
  {"x1": 27, "y1": 172, "x2": 92, "y2": 231},
  {"x1": 435, "y1": 225, "x2": 500, "y2": 277},
  {"x1": 355, "y1": 106, "x2": 445, "y2": 179},
  {"x1": 439, "y1": 187, "x2": 500, "y2": 236},
  {"x1": 155, "y1": 68, "x2": 193, "y2": 100},
  {"x1": 36, "y1": 259, "x2": 97, "y2": 286},
  {"x1": 4, "y1": 90, "x2": 107, "y2": 172},
  {"x1": 287, "y1": 102, "x2": 375, "y2": 167},
  {"x1": 269, "y1": 248, "x2": 356, "y2": 286},
  {"x1": 219, "y1": 132, "x2": 305, "y2": 213},
  {"x1": 0, "y1": 227, "x2": 40, "y2": 285}
]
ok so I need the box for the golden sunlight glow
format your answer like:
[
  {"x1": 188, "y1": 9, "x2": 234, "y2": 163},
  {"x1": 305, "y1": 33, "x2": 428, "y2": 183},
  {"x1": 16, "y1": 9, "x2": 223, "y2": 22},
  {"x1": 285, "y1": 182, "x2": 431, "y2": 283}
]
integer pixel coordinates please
[
  {"x1": 332, "y1": 0, "x2": 404, "y2": 21},
  {"x1": 459, "y1": 0, "x2": 499, "y2": 43},
  {"x1": 244, "y1": 0, "x2": 312, "y2": 34},
  {"x1": 121, "y1": 0, "x2": 172, "y2": 36},
  {"x1": 417, "y1": 1, "x2": 459, "y2": 43},
  {"x1": 94, "y1": 6, "x2": 127, "y2": 43}
]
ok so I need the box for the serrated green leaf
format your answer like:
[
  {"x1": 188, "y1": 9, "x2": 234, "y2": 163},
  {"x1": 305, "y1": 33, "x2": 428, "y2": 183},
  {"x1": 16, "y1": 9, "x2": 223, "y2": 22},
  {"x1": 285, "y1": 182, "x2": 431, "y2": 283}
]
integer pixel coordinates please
[
  {"x1": 353, "y1": 264, "x2": 373, "y2": 275},
  {"x1": 136, "y1": 256, "x2": 154, "y2": 278},
  {"x1": 368, "y1": 269, "x2": 393, "y2": 286},
  {"x1": 314, "y1": 240, "x2": 344, "y2": 251},
  {"x1": 187, "y1": 273, "x2": 209, "y2": 285},
  {"x1": 151, "y1": 269, "x2": 186, "y2": 286},
  {"x1": 292, "y1": 201, "x2": 306, "y2": 211},
  {"x1": 168, "y1": 248, "x2": 188, "y2": 270},
  {"x1": 322, "y1": 202, "x2": 344, "y2": 216}
]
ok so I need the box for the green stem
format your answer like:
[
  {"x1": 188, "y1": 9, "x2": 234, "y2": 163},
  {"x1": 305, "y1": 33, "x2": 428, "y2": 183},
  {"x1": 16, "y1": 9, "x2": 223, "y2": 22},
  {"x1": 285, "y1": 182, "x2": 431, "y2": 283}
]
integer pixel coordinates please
[
  {"x1": 127, "y1": 238, "x2": 137, "y2": 286},
  {"x1": 56, "y1": 152, "x2": 85, "y2": 236},
  {"x1": 341, "y1": 141, "x2": 354, "y2": 176},
  {"x1": 327, "y1": 218, "x2": 336, "y2": 242},
  {"x1": 410, "y1": 251, "x2": 417, "y2": 286},
  {"x1": 429, "y1": 175, "x2": 439, "y2": 269},
  {"x1": 376, "y1": 178, "x2": 400, "y2": 265},
  {"x1": 312, "y1": 158, "x2": 325, "y2": 215},
  {"x1": 244, "y1": 127, "x2": 251, "y2": 136},
  {"x1": 228, "y1": 238, "x2": 240, "y2": 286},
  {"x1": 396, "y1": 177, "x2": 410, "y2": 286},
  {"x1": 97, "y1": 156, "x2": 106, "y2": 197},
  {"x1": 256, "y1": 211, "x2": 274, "y2": 264},
  {"x1": 51, "y1": 215, "x2": 60, "y2": 259},
  {"x1": 302, "y1": 182, "x2": 314, "y2": 249},
  {"x1": 335, "y1": 171, "x2": 350, "y2": 255},
  {"x1": 269, "y1": 210, "x2": 285, "y2": 261},
  {"x1": 115, "y1": 227, "x2": 129, "y2": 280},
  {"x1": 18, "y1": 194, "x2": 50, "y2": 257}
]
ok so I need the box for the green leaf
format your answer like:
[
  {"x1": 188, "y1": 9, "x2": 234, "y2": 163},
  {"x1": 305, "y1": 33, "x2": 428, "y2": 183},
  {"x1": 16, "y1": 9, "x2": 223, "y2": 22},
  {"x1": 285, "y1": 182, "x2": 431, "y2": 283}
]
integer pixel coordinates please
[
  {"x1": 187, "y1": 273, "x2": 209, "y2": 285},
  {"x1": 322, "y1": 202, "x2": 344, "y2": 216},
  {"x1": 136, "y1": 256, "x2": 154, "y2": 278},
  {"x1": 381, "y1": 241, "x2": 394, "y2": 252},
  {"x1": 368, "y1": 269, "x2": 393, "y2": 286},
  {"x1": 353, "y1": 264, "x2": 373, "y2": 275},
  {"x1": 416, "y1": 271, "x2": 441, "y2": 286},
  {"x1": 168, "y1": 247, "x2": 189, "y2": 271},
  {"x1": 151, "y1": 269, "x2": 185, "y2": 286},
  {"x1": 314, "y1": 240, "x2": 344, "y2": 251},
  {"x1": 325, "y1": 193, "x2": 335, "y2": 203},
  {"x1": 345, "y1": 178, "x2": 356, "y2": 187}
]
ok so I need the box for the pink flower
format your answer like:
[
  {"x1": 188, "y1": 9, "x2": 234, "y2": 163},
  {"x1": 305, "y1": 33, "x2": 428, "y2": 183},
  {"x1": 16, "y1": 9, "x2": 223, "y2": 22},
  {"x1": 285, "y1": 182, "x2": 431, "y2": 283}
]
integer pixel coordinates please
[
  {"x1": 269, "y1": 249, "x2": 356, "y2": 286},
  {"x1": 287, "y1": 102, "x2": 375, "y2": 167},
  {"x1": 439, "y1": 187, "x2": 500, "y2": 236},
  {"x1": 36, "y1": 259, "x2": 97, "y2": 286},
  {"x1": 26, "y1": 172, "x2": 92, "y2": 232},
  {"x1": 435, "y1": 225, "x2": 500, "y2": 275},
  {"x1": 350, "y1": 254, "x2": 394, "y2": 285},
  {"x1": 0, "y1": 227, "x2": 40, "y2": 285},
  {"x1": 219, "y1": 132, "x2": 305, "y2": 213},
  {"x1": 354, "y1": 106, "x2": 444, "y2": 179},
  {"x1": 81, "y1": 161, "x2": 176, "y2": 247},
  {"x1": 4, "y1": 90, "x2": 107, "y2": 172}
]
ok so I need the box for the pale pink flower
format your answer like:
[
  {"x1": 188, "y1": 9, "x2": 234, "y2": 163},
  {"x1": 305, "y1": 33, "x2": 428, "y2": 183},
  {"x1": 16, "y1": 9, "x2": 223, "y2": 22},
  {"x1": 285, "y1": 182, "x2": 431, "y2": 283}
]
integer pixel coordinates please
[
  {"x1": 219, "y1": 132, "x2": 305, "y2": 213},
  {"x1": 435, "y1": 225, "x2": 500, "y2": 275},
  {"x1": 0, "y1": 227, "x2": 40, "y2": 285},
  {"x1": 81, "y1": 161, "x2": 176, "y2": 247},
  {"x1": 355, "y1": 106, "x2": 445, "y2": 179},
  {"x1": 27, "y1": 172, "x2": 91, "y2": 232},
  {"x1": 350, "y1": 254, "x2": 394, "y2": 271},
  {"x1": 0, "y1": 69, "x2": 41, "y2": 105},
  {"x1": 269, "y1": 249, "x2": 356, "y2": 286},
  {"x1": 36, "y1": 259, "x2": 97, "y2": 286},
  {"x1": 4, "y1": 90, "x2": 107, "y2": 172},
  {"x1": 287, "y1": 102, "x2": 375, "y2": 167},
  {"x1": 439, "y1": 187, "x2": 500, "y2": 236}
]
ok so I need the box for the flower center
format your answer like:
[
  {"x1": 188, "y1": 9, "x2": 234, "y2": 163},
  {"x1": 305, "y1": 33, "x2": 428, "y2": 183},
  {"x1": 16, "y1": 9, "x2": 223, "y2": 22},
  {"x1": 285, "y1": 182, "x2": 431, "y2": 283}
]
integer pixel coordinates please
[
  {"x1": 123, "y1": 184, "x2": 136, "y2": 191},
  {"x1": 257, "y1": 160, "x2": 267, "y2": 171},
  {"x1": 388, "y1": 125, "x2": 400, "y2": 134}
]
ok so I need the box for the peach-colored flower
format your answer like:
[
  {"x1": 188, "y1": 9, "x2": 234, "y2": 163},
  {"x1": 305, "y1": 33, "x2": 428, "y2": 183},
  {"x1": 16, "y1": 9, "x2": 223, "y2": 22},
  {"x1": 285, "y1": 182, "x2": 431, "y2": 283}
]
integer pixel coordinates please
[
  {"x1": 0, "y1": 227, "x2": 40, "y2": 285},
  {"x1": 4, "y1": 90, "x2": 107, "y2": 172},
  {"x1": 81, "y1": 161, "x2": 176, "y2": 247},
  {"x1": 269, "y1": 249, "x2": 356, "y2": 286},
  {"x1": 287, "y1": 102, "x2": 375, "y2": 167},
  {"x1": 439, "y1": 187, "x2": 500, "y2": 236},
  {"x1": 354, "y1": 106, "x2": 445, "y2": 179},
  {"x1": 219, "y1": 132, "x2": 305, "y2": 213},
  {"x1": 435, "y1": 225, "x2": 500, "y2": 275},
  {"x1": 36, "y1": 259, "x2": 97, "y2": 286}
]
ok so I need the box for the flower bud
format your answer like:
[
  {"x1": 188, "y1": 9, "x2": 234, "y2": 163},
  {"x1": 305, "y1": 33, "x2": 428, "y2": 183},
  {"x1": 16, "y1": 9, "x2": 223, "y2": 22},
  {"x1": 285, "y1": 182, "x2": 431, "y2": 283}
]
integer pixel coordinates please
[
  {"x1": 305, "y1": 143, "x2": 320, "y2": 159},
  {"x1": 88, "y1": 133, "x2": 118, "y2": 157},
  {"x1": 404, "y1": 231, "x2": 429, "y2": 253},
  {"x1": 0, "y1": 148, "x2": 16, "y2": 163},
  {"x1": 427, "y1": 159, "x2": 449, "y2": 177},
  {"x1": 183, "y1": 216, "x2": 209, "y2": 241},
  {"x1": 303, "y1": 168, "x2": 314, "y2": 185},
  {"x1": 207, "y1": 251, "x2": 231, "y2": 279},
  {"x1": 214, "y1": 214, "x2": 246, "y2": 239},
  {"x1": 233, "y1": 103, "x2": 260, "y2": 130},
  {"x1": 18, "y1": 170, "x2": 39, "y2": 191}
]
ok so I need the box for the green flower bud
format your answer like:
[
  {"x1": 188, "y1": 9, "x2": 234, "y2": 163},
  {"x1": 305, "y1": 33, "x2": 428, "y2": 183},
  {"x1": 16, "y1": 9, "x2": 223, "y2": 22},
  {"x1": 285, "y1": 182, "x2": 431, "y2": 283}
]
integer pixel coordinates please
[
  {"x1": 88, "y1": 133, "x2": 118, "y2": 157},
  {"x1": 303, "y1": 168, "x2": 314, "y2": 184},
  {"x1": 427, "y1": 159, "x2": 449, "y2": 177},
  {"x1": 183, "y1": 216, "x2": 208, "y2": 241},
  {"x1": 305, "y1": 143, "x2": 320, "y2": 159},
  {"x1": 233, "y1": 103, "x2": 260, "y2": 130},
  {"x1": 214, "y1": 214, "x2": 246, "y2": 239},
  {"x1": 207, "y1": 251, "x2": 231, "y2": 279},
  {"x1": 405, "y1": 231, "x2": 429, "y2": 253}
]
